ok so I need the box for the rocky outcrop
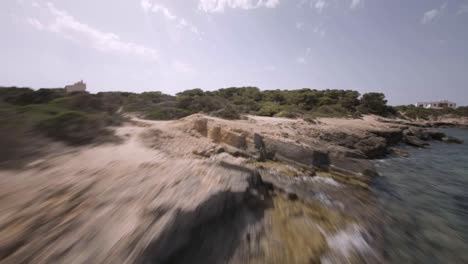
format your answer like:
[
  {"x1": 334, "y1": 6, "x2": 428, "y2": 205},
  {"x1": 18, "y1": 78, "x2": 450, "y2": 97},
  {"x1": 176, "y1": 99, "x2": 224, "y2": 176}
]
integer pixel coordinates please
[
  {"x1": 193, "y1": 118, "x2": 208, "y2": 136},
  {"x1": 263, "y1": 138, "x2": 330, "y2": 168},
  {"x1": 368, "y1": 128, "x2": 403, "y2": 145},
  {"x1": 426, "y1": 129, "x2": 446, "y2": 141},
  {"x1": 319, "y1": 131, "x2": 388, "y2": 159},
  {"x1": 253, "y1": 133, "x2": 267, "y2": 161},
  {"x1": 327, "y1": 156, "x2": 379, "y2": 187},
  {"x1": 442, "y1": 136, "x2": 464, "y2": 144},
  {"x1": 389, "y1": 147, "x2": 410, "y2": 157},
  {"x1": 403, "y1": 135, "x2": 429, "y2": 148}
]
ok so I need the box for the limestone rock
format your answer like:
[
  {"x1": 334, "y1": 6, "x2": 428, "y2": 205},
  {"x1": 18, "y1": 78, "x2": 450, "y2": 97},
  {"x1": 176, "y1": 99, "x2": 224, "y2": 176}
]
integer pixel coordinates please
[
  {"x1": 328, "y1": 156, "x2": 379, "y2": 186},
  {"x1": 193, "y1": 118, "x2": 208, "y2": 136},
  {"x1": 404, "y1": 135, "x2": 429, "y2": 148},
  {"x1": 368, "y1": 128, "x2": 403, "y2": 145},
  {"x1": 426, "y1": 129, "x2": 446, "y2": 141},
  {"x1": 442, "y1": 136, "x2": 464, "y2": 144},
  {"x1": 263, "y1": 138, "x2": 330, "y2": 168},
  {"x1": 389, "y1": 147, "x2": 410, "y2": 157}
]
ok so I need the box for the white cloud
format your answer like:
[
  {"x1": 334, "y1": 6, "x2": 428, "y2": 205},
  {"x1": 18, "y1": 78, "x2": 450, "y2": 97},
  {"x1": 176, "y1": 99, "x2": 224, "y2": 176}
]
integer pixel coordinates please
[
  {"x1": 421, "y1": 3, "x2": 447, "y2": 24},
  {"x1": 421, "y1": 9, "x2": 440, "y2": 24},
  {"x1": 28, "y1": 3, "x2": 158, "y2": 60},
  {"x1": 142, "y1": 1, "x2": 200, "y2": 37},
  {"x1": 198, "y1": 0, "x2": 280, "y2": 13},
  {"x1": 172, "y1": 60, "x2": 195, "y2": 74},
  {"x1": 314, "y1": 0, "x2": 327, "y2": 13},
  {"x1": 350, "y1": 0, "x2": 361, "y2": 9},
  {"x1": 296, "y1": 56, "x2": 306, "y2": 64},
  {"x1": 144, "y1": 3, "x2": 177, "y2": 20},
  {"x1": 27, "y1": 18, "x2": 44, "y2": 30}
]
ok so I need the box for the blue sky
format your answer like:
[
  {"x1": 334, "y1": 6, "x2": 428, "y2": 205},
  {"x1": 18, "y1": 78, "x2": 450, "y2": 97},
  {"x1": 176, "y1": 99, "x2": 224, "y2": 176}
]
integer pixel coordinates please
[{"x1": 1, "y1": 0, "x2": 467, "y2": 105}]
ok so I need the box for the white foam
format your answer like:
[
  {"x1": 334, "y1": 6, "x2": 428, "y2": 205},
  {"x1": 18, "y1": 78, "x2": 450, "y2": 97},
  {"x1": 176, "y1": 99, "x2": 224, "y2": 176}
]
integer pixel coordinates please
[
  {"x1": 323, "y1": 224, "x2": 373, "y2": 259},
  {"x1": 310, "y1": 176, "x2": 341, "y2": 186}
]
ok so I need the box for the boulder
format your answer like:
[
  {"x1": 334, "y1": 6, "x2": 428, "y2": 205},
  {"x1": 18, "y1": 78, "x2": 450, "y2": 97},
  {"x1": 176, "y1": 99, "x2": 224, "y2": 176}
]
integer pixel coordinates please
[
  {"x1": 208, "y1": 125, "x2": 222, "y2": 142},
  {"x1": 426, "y1": 129, "x2": 446, "y2": 141},
  {"x1": 263, "y1": 138, "x2": 330, "y2": 168},
  {"x1": 405, "y1": 127, "x2": 430, "y2": 141},
  {"x1": 389, "y1": 147, "x2": 410, "y2": 157},
  {"x1": 221, "y1": 130, "x2": 248, "y2": 150},
  {"x1": 404, "y1": 136, "x2": 429, "y2": 148},
  {"x1": 353, "y1": 136, "x2": 388, "y2": 159},
  {"x1": 319, "y1": 131, "x2": 388, "y2": 159},
  {"x1": 442, "y1": 136, "x2": 464, "y2": 144},
  {"x1": 368, "y1": 128, "x2": 403, "y2": 145}
]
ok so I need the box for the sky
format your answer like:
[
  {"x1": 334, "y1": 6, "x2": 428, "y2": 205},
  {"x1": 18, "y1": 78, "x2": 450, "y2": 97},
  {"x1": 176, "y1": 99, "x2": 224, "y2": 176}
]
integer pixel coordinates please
[{"x1": 1, "y1": 0, "x2": 468, "y2": 105}]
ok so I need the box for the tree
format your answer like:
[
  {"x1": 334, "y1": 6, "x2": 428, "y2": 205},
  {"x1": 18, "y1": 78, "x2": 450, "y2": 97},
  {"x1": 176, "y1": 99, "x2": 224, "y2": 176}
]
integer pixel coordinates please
[{"x1": 359, "y1": 93, "x2": 388, "y2": 115}]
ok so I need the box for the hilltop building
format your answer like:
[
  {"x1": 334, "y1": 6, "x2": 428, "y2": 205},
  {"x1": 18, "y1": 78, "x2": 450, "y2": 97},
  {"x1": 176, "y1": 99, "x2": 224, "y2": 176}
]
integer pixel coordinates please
[
  {"x1": 65, "y1": 80, "x2": 87, "y2": 93},
  {"x1": 415, "y1": 100, "x2": 456, "y2": 109}
]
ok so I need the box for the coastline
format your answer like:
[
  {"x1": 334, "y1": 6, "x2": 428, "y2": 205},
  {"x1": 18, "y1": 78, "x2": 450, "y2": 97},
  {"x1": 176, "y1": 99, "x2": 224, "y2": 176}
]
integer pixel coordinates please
[{"x1": 0, "y1": 114, "x2": 465, "y2": 263}]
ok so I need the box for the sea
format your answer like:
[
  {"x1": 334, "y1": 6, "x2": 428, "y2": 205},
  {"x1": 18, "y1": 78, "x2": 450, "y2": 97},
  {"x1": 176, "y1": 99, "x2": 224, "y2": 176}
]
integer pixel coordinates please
[{"x1": 373, "y1": 128, "x2": 468, "y2": 263}]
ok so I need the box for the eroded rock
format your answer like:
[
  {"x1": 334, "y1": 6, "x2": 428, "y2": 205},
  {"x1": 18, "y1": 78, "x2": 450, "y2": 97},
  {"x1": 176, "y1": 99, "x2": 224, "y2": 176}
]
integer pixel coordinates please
[
  {"x1": 263, "y1": 138, "x2": 330, "y2": 168},
  {"x1": 442, "y1": 136, "x2": 464, "y2": 144}
]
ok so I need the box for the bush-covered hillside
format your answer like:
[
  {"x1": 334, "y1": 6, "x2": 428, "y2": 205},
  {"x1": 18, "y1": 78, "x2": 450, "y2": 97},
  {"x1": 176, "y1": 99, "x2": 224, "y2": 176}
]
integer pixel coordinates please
[
  {"x1": 123, "y1": 87, "x2": 396, "y2": 120},
  {"x1": 0, "y1": 87, "x2": 124, "y2": 150}
]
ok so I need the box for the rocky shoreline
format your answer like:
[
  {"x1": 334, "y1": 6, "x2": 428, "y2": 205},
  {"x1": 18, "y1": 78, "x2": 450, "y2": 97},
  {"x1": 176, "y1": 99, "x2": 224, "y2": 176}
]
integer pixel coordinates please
[{"x1": 0, "y1": 114, "x2": 465, "y2": 263}]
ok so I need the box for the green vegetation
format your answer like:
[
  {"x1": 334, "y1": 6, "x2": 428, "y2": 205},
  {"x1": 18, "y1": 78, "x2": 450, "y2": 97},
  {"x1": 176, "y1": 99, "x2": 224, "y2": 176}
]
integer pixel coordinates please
[
  {"x1": 0, "y1": 87, "x2": 123, "y2": 148},
  {"x1": 395, "y1": 105, "x2": 468, "y2": 120},
  {"x1": 118, "y1": 87, "x2": 398, "y2": 120}
]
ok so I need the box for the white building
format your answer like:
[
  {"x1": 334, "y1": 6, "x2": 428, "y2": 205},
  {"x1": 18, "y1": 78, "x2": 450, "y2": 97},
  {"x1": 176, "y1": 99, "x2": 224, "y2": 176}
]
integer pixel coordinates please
[
  {"x1": 415, "y1": 100, "x2": 456, "y2": 109},
  {"x1": 65, "y1": 80, "x2": 87, "y2": 93}
]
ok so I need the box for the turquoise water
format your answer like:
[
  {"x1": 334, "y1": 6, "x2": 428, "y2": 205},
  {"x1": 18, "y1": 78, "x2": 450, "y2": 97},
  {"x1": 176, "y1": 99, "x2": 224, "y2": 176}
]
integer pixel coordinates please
[{"x1": 373, "y1": 129, "x2": 468, "y2": 263}]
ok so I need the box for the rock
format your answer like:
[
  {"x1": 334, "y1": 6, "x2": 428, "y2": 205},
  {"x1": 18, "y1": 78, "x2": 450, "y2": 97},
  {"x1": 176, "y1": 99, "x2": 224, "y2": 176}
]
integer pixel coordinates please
[
  {"x1": 263, "y1": 139, "x2": 330, "y2": 168},
  {"x1": 353, "y1": 136, "x2": 388, "y2": 159},
  {"x1": 209, "y1": 126, "x2": 247, "y2": 150},
  {"x1": 328, "y1": 156, "x2": 379, "y2": 186},
  {"x1": 404, "y1": 136, "x2": 429, "y2": 148},
  {"x1": 253, "y1": 133, "x2": 267, "y2": 161},
  {"x1": 319, "y1": 131, "x2": 388, "y2": 159},
  {"x1": 221, "y1": 130, "x2": 248, "y2": 150},
  {"x1": 368, "y1": 128, "x2": 403, "y2": 145},
  {"x1": 389, "y1": 147, "x2": 410, "y2": 157},
  {"x1": 193, "y1": 118, "x2": 208, "y2": 136},
  {"x1": 208, "y1": 125, "x2": 222, "y2": 142},
  {"x1": 327, "y1": 147, "x2": 367, "y2": 159},
  {"x1": 428, "y1": 122, "x2": 456, "y2": 128},
  {"x1": 426, "y1": 129, "x2": 446, "y2": 141},
  {"x1": 442, "y1": 136, "x2": 464, "y2": 144},
  {"x1": 405, "y1": 127, "x2": 430, "y2": 141}
]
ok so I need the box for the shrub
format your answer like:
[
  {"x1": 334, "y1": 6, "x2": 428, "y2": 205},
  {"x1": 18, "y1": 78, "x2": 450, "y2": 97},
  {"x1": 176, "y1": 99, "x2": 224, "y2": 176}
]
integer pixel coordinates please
[
  {"x1": 210, "y1": 104, "x2": 241, "y2": 120},
  {"x1": 37, "y1": 111, "x2": 107, "y2": 145},
  {"x1": 359, "y1": 93, "x2": 388, "y2": 115},
  {"x1": 145, "y1": 107, "x2": 190, "y2": 120},
  {"x1": 257, "y1": 102, "x2": 284, "y2": 116}
]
